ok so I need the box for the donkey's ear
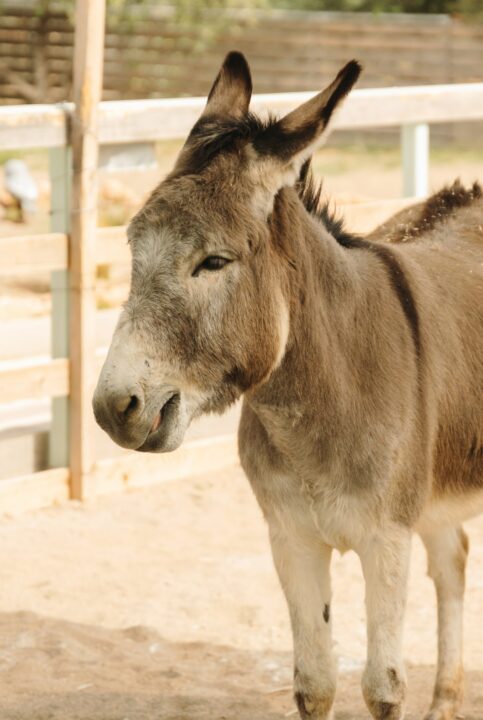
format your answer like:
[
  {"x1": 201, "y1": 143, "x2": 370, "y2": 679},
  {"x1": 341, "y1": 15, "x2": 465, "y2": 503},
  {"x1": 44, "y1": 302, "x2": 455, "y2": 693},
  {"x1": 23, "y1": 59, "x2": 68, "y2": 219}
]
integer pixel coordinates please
[
  {"x1": 255, "y1": 60, "x2": 361, "y2": 170},
  {"x1": 202, "y1": 51, "x2": 252, "y2": 119}
]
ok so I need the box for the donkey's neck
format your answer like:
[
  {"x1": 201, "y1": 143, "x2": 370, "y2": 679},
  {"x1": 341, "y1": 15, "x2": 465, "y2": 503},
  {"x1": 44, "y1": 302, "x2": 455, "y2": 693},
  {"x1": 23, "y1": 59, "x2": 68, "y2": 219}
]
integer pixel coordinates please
[{"x1": 246, "y1": 191, "x2": 369, "y2": 455}]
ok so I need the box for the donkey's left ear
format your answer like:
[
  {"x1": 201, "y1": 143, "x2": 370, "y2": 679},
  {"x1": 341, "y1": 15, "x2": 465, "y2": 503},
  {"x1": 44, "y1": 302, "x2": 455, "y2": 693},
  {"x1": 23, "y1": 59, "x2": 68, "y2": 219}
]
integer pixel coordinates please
[{"x1": 254, "y1": 60, "x2": 361, "y2": 176}]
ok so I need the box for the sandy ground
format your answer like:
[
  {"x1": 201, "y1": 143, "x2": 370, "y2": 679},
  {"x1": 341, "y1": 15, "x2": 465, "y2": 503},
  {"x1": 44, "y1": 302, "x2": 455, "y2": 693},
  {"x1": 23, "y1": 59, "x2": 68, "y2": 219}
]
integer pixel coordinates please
[{"x1": 0, "y1": 464, "x2": 482, "y2": 719}]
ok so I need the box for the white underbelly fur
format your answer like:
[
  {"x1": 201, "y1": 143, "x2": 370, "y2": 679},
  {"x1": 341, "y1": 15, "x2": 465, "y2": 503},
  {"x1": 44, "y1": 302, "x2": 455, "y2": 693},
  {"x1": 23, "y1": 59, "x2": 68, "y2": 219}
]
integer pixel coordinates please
[{"x1": 416, "y1": 488, "x2": 483, "y2": 534}]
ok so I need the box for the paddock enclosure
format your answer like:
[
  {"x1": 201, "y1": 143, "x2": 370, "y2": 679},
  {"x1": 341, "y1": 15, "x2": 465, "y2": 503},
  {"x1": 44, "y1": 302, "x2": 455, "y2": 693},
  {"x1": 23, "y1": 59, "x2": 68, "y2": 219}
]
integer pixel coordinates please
[{"x1": 0, "y1": 0, "x2": 483, "y2": 717}]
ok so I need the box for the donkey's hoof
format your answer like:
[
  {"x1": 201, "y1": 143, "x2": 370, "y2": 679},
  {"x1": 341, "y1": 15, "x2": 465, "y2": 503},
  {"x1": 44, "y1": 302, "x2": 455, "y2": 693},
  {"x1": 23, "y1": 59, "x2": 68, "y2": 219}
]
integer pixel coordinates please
[
  {"x1": 294, "y1": 690, "x2": 334, "y2": 719},
  {"x1": 362, "y1": 664, "x2": 406, "y2": 719},
  {"x1": 423, "y1": 704, "x2": 463, "y2": 720},
  {"x1": 366, "y1": 701, "x2": 405, "y2": 720},
  {"x1": 424, "y1": 676, "x2": 464, "y2": 720}
]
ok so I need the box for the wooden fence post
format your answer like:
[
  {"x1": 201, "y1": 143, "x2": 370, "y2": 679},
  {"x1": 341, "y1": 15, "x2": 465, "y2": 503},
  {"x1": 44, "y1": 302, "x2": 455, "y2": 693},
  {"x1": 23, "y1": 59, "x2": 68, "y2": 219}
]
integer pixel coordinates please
[
  {"x1": 69, "y1": 0, "x2": 106, "y2": 499},
  {"x1": 401, "y1": 122, "x2": 430, "y2": 198}
]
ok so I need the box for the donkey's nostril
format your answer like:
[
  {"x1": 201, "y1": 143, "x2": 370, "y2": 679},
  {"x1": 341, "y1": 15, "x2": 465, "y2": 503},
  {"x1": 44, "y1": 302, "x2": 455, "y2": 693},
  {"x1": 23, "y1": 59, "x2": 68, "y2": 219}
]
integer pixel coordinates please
[
  {"x1": 113, "y1": 392, "x2": 141, "y2": 419},
  {"x1": 124, "y1": 395, "x2": 139, "y2": 417}
]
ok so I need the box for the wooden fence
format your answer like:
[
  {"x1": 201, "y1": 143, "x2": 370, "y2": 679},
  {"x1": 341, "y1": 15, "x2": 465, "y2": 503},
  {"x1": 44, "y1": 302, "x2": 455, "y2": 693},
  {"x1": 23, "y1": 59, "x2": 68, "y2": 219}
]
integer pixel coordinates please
[
  {"x1": 1, "y1": 79, "x2": 483, "y2": 514},
  {"x1": 1, "y1": 4, "x2": 483, "y2": 105}
]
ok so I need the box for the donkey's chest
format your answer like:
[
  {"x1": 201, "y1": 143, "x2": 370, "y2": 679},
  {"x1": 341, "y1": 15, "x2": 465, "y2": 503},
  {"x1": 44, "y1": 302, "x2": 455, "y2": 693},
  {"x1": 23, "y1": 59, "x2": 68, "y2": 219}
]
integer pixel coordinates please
[
  {"x1": 248, "y1": 466, "x2": 374, "y2": 553},
  {"x1": 239, "y1": 401, "x2": 384, "y2": 551}
]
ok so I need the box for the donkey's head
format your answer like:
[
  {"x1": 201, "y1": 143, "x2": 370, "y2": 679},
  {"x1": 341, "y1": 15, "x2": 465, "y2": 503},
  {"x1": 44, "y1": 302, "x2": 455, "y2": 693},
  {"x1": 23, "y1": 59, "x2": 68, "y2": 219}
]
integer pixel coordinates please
[{"x1": 93, "y1": 52, "x2": 361, "y2": 452}]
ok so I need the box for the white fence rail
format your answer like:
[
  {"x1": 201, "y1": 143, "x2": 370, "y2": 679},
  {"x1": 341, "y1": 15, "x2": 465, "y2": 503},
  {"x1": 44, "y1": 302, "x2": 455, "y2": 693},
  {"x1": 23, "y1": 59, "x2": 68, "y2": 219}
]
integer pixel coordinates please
[
  {"x1": 1, "y1": 83, "x2": 483, "y2": 203},
  {"x1": 3, "y1": 83, "x2": 483, "y2": 147}
]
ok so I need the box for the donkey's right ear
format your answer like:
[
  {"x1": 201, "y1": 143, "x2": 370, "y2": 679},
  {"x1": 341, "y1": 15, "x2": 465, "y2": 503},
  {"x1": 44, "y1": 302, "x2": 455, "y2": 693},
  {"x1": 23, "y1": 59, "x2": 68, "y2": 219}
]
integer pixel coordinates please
[
  {"x1": 255, "y1": 60, "x2": 361, "y2": 173},
  {"x1": 201, "y1": 51, "x2": 252, "y2": 119}
]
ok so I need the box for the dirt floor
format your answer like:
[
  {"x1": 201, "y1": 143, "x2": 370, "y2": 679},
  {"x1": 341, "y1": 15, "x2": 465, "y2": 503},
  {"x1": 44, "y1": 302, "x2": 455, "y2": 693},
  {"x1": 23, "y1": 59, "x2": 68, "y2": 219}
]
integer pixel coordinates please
[{"x1": 0, "y1": 464, "x2": 482, "y2": 719}]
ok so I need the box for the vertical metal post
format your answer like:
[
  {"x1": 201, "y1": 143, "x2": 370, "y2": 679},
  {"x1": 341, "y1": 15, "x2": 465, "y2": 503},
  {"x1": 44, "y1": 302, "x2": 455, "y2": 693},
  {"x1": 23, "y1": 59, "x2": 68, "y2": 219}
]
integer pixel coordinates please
[
  {"x1": 401, "y1": 122, "x2": 430, "y2": 198},
  {"x1": 69, "y1": 0, "x2": 106, "y2": 499},
  {"x1": 49, "y1": 145, "x2": 71, "y2": 469}
]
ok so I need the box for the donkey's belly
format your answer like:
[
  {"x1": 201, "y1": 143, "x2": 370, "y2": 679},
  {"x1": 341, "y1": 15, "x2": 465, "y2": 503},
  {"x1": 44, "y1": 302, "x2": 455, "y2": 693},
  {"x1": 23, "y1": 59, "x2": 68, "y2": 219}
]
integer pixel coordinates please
[{"x1": 416, "y1": 487, "x2": 483, "y2": 534}]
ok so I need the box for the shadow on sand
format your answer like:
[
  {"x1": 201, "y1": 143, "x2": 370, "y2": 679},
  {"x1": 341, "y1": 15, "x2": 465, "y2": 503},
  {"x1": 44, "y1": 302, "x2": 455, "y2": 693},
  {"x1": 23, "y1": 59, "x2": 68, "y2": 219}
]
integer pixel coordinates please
[{"x1": 0, "y1": 611, "x2": 481, "y2": 720}]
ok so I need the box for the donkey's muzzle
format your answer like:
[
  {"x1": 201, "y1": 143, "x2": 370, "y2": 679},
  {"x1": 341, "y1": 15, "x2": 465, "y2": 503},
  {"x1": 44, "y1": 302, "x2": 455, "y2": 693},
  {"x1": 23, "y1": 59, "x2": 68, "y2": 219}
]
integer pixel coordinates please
[
  {"x1": 92, "y1": 383, "x2": 147, "y2": 449},
  {"x1": 92, "y1": 380, "x2": 186, "y2": 453}
]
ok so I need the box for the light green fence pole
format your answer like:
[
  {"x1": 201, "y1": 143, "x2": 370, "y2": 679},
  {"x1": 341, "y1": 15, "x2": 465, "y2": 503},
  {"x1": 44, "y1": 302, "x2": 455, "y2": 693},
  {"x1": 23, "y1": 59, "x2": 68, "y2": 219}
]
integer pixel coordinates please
[
  {"x1": 401, "y1": 122, "x2": 430, "y2": 198},
  {"x1": 49, "y1": 144, "x2": 71, "y2": 469}
]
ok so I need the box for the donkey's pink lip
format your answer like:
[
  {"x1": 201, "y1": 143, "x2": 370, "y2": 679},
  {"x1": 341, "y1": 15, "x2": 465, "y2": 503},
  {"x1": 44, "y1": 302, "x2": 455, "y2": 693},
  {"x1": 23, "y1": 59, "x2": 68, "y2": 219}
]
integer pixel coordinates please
[
  {"x1": 149, "y1": 412, "x2": 161, "y2": 434},
  {"x1": 147, "y1": 392, "x2": 179, "y2": 438},
  {"x1": 137, "y1": 393, "x2": 183, "y2": 453}
]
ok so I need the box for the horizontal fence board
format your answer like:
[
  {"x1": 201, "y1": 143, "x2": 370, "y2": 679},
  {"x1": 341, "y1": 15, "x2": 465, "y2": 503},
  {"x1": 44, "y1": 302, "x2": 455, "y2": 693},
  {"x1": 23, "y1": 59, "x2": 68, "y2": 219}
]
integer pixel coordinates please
[
  {"x1": 0, "y1": 15, "x2": 37, "y2": 29},
  {"x1": 0, "y1": 357, "x2": 69, "y2": 404},
  {"x1": 0, "y1": 57, "x2": 33, "y2": 71},
  {"x1": 0, "y1": 434, "x2": 238, "y2": 514},
  {"x1": 0, "y1": 229, "x2": 129, "y2": 272},
  {"x1": 0, "y1": 33, "x2": 31, "y2": 46},
  {"x1": 337, "y1": 84, "x2": 483, "y2": 127},
  {"x1": 0, "y1": 103, "x2": 67, "y2": 148},
  {"x1": 0, "y1": 467, "x2": 70, "y2": 516},
  {"x1": 99, "y1": 51, "x2": 451, "y2": 78},
  {"x1": 90, "y1": 434, "x2": 239, "y2": 497},
  {"x1": 451, "y1": 24, "x2": 483, "y2": 36},
  {"x1": 228, "y1": 30, "x2": 449, "y2": 51},
  {"x1": 0, "y1": 232, "x2": 67, "y2": 272},
  {"x1": 108, "y1": 66, "x2": 450, "y2": 92}
]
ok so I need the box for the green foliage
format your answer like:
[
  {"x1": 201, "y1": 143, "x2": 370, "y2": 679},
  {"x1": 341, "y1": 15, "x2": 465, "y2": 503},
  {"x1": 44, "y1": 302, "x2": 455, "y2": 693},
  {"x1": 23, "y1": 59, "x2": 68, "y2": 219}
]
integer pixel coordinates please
[
  {"x1": 19, "y1": 0, "x2": 268, "y2": 50},
  {"x1": 23, "y1": 0, "x2": 483, "y2": 19},
  {"x1": 271, "y1": 0, "x2": 482, "y2": 15},
  {"x1": 35, "y1": 0, "x2": 265, "y2": 18},
  {"x1": 29, "y1": 0, "x2": 268, "y2": 37}
]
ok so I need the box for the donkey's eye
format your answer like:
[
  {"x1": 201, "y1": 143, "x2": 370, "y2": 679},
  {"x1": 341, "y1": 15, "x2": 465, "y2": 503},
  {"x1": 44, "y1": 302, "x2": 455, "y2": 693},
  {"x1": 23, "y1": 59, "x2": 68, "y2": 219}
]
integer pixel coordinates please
[{"x1": 193, "y1": 256, "x2": 231, "y2": 277}]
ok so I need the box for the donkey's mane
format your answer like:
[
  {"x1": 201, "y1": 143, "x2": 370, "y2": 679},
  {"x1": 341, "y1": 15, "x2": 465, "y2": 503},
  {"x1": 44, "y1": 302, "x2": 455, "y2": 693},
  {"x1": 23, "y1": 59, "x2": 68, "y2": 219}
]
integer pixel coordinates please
[
  {"x1": 297, "y1": 167, "x2": 483, "y2": 247},
  {"x1": 296, "y1": 160, "x2": 359, "y2": 246},
  {"x1": 397, "y1": 180, "x2": 482, "y2": 241}
]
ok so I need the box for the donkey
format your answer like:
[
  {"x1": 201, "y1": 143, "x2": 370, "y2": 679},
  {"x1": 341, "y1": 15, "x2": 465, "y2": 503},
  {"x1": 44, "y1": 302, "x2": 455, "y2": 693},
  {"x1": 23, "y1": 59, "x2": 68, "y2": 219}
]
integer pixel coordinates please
[{"x1": 93, "y1": 53, "x2": 483, "y2": 720}]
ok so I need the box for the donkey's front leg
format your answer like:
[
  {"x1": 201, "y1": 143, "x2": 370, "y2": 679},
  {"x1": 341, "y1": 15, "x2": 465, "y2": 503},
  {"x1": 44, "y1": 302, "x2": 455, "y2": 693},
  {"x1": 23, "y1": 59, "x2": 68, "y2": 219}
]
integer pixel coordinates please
[
  {"x1": 359, "y1": 526, "x2": 411, "y2": 720},
  {"x1": 269, "y1": 524, "x2": 337, "y2": 720}
]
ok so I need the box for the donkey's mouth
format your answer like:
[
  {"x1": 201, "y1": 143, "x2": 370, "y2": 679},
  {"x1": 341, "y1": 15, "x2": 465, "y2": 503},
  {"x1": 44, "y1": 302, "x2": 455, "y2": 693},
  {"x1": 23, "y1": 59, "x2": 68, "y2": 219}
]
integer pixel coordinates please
[{"x1": 137, "y1": 392, "x2": 182, "y2": 453}]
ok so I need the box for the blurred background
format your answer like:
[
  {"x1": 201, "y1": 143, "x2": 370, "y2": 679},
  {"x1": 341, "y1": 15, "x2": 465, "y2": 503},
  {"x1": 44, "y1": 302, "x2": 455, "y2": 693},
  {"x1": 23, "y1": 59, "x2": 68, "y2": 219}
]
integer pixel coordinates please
[{"x1": 1, "y1": 0, "x2": 482, "y2": 107}]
